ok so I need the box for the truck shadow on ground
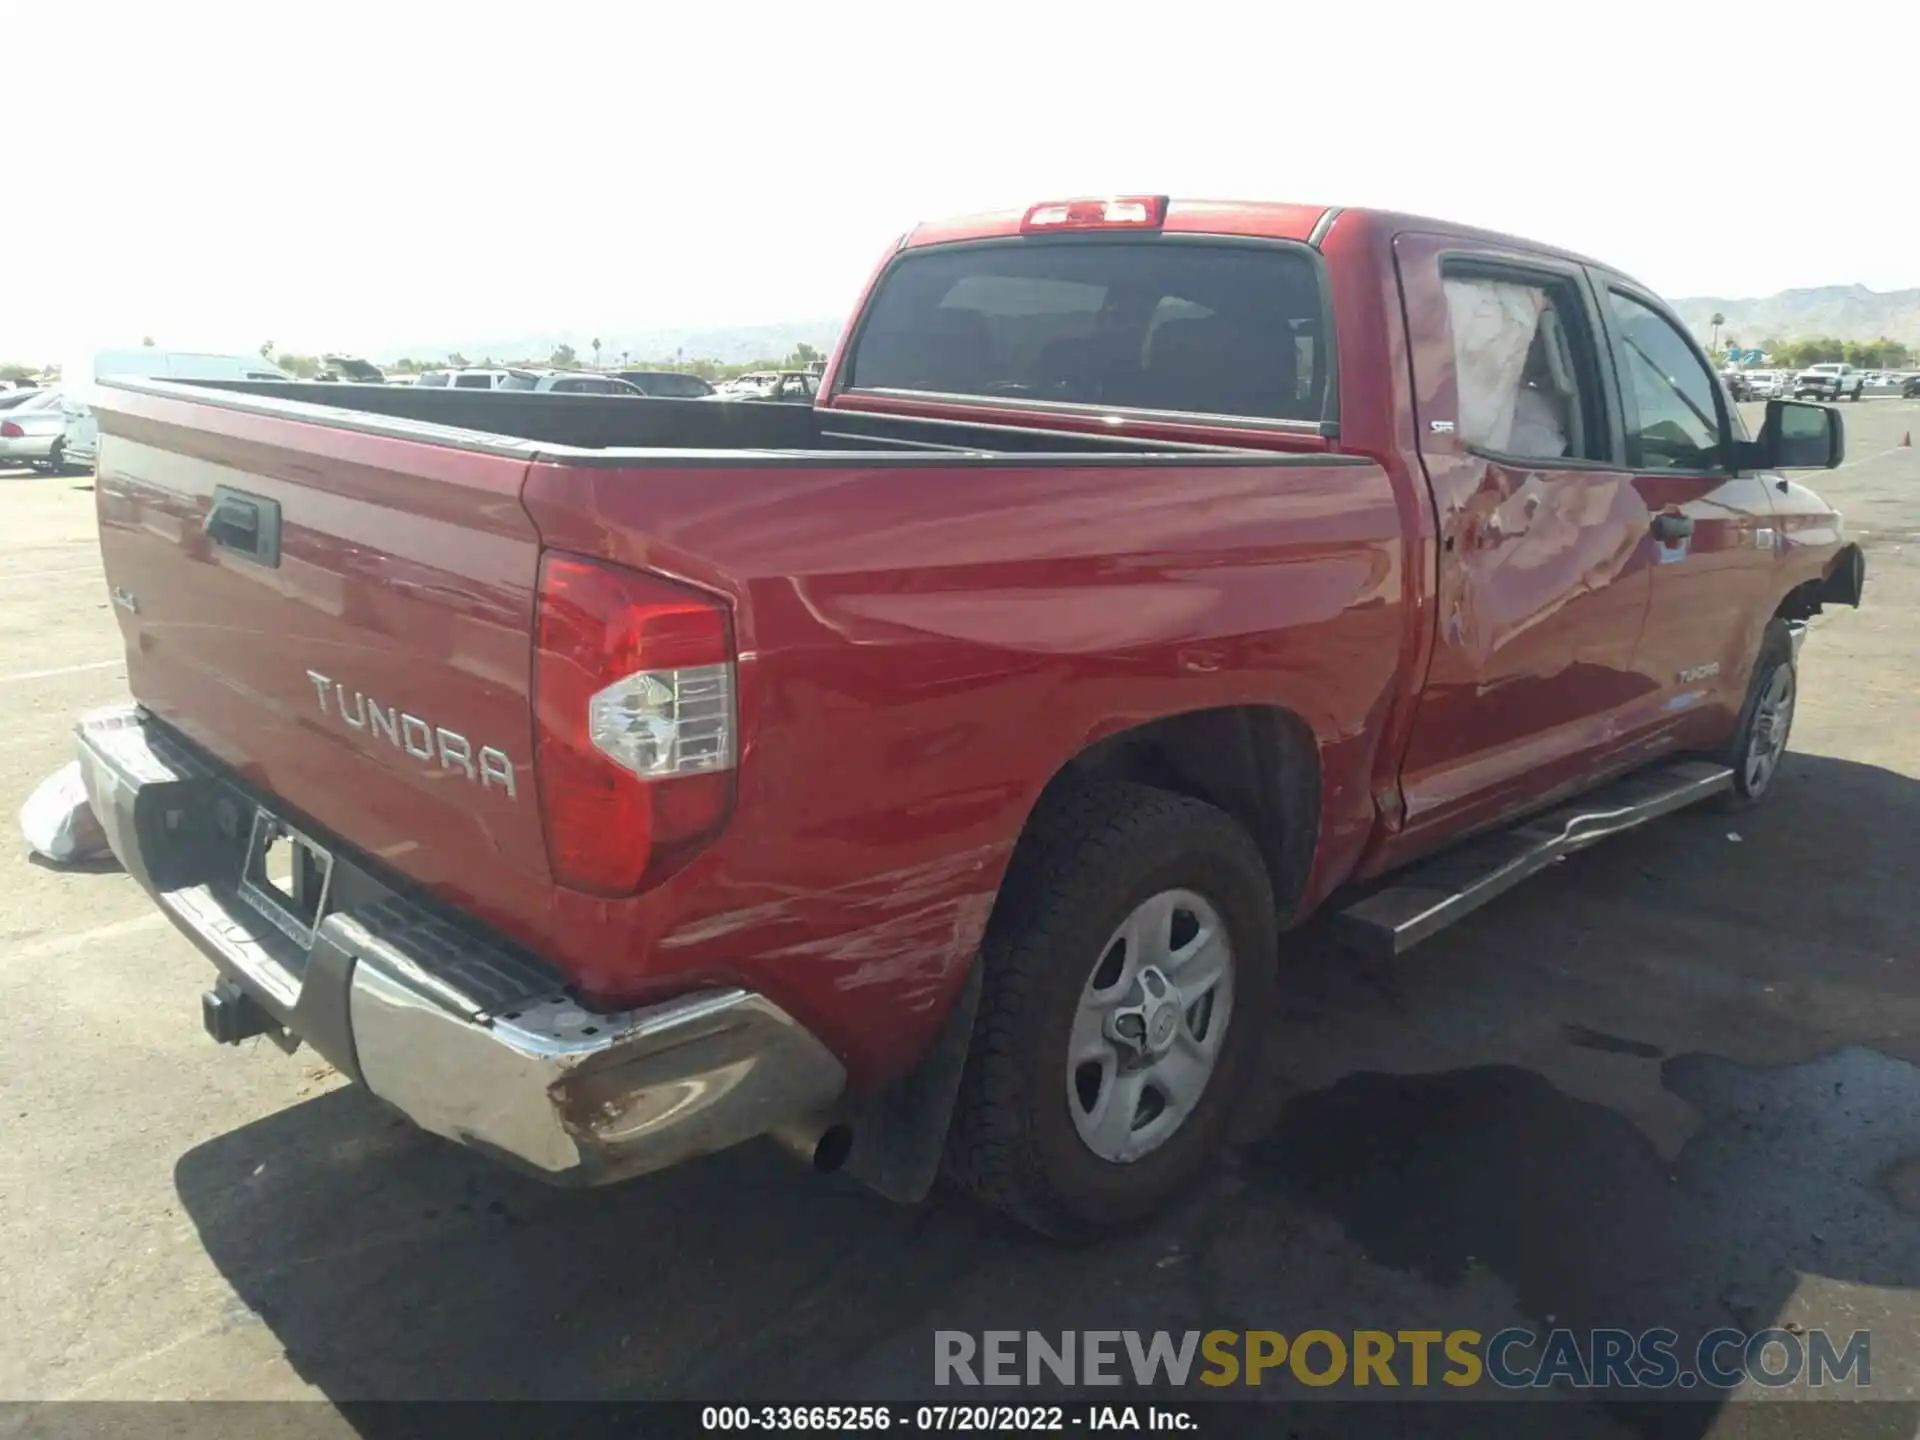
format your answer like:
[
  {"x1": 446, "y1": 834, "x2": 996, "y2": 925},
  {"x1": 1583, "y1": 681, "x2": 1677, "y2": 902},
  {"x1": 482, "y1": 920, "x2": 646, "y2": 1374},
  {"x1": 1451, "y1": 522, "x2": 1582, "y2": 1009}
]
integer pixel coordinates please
[{"x1": 172, "y1": 751, "x2": 1920, "y2": 1437}]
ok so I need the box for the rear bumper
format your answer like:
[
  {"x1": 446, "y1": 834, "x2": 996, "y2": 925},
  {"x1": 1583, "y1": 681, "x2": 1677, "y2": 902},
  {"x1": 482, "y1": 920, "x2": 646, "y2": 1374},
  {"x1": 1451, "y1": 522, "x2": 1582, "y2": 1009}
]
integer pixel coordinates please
[
  {"x1": 75, "y1": 705, "x2": 846, "y2": 1185},
  {"x1": 0, "y1": 433, "x2": 57, "y2": 462}
]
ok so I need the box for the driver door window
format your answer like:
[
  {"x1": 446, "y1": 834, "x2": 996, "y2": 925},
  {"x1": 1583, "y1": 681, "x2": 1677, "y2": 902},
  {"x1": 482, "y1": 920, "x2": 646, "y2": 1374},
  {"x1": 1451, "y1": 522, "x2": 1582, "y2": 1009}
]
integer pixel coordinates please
[
  {"x1": 1442, "y1": 270, "x2": 1604, "y2": 463},
  {"x1": 1606, "y1": 290, "x2": 1726, "y2": 471}
]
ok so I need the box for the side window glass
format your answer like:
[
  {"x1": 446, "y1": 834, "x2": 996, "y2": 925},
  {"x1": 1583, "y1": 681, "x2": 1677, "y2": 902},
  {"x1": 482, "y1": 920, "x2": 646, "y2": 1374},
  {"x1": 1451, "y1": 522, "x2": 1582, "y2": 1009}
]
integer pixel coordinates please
[
  {"x1": 1606, "y1": 290, "x2": 1726, "y2": 471},
  {"x1": 1442, "y1": 270, "x2": 1603, "y2": 462}
]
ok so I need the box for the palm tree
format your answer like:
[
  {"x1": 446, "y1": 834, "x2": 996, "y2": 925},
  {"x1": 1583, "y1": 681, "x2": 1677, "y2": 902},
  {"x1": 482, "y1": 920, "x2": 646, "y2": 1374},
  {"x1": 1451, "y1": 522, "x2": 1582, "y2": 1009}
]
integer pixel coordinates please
[
  {"x1": 1710, "y1": 312, "x2": 1726, "y2": 355},
  {"x1": 592, "y1": 337, "x2": 603, "y2": 371}
]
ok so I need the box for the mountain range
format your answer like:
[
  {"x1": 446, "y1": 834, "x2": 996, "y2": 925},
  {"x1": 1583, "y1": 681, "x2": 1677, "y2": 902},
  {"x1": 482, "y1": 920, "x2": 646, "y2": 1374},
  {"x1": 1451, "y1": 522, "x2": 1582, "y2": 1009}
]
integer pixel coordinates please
[
  {"x1": 373, "y1": 320, "x2": 845, "y2": 368},
  {"x1": 369, "y1": 285, "x2": 1920, "y2": 368},
  {"x1": 1670, "y1": 285, "x2": 1920, "y2": 346}
]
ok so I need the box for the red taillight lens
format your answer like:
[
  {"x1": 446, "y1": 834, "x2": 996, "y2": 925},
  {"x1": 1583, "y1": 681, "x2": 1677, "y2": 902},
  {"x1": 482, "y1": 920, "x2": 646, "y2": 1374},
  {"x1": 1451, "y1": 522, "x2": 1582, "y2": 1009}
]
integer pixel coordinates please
[
  {"x1": 533, "y1": 553, "x2": 736, "y2": 895},
  {"x1": 1020, "y1": 196, "x2": 1169, "y2": 232},
  {"x1": 0, "y1": 422, "x2": 22, "y2": 438}
]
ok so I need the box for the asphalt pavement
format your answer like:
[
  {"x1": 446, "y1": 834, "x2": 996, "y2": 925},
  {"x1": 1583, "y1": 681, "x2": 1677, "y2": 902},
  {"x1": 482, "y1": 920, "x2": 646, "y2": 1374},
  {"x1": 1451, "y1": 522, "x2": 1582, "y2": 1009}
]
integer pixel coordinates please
[{"x1": 1, "y1": 401, "x2": 1917, "y2": 1437}]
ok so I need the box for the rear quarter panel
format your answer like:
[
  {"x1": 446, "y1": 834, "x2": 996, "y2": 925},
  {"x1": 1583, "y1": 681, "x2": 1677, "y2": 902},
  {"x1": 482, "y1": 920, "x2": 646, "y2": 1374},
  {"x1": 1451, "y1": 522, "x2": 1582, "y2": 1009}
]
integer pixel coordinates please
[{"x1": 523, "y1": 452, "x2": 1407, "y2": 1084}]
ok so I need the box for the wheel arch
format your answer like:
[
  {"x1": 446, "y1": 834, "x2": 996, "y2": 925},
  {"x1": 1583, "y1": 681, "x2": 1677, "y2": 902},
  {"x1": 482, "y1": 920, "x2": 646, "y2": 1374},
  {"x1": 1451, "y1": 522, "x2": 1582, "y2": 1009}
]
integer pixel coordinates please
[
  {"x1": 1774, "y1": 542, "x2": 1865, "y2": 621},
  {"x1": 996, "y1": 704, "x2": 1323, "y2": 934}
]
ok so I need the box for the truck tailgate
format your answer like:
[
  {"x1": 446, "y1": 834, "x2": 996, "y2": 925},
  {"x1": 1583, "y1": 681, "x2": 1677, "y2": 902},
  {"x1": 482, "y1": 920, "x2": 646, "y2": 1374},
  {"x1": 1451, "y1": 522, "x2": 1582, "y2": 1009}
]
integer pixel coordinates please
[{"x1": 92, "y1": 385, "x2": 551, "y2": 928}]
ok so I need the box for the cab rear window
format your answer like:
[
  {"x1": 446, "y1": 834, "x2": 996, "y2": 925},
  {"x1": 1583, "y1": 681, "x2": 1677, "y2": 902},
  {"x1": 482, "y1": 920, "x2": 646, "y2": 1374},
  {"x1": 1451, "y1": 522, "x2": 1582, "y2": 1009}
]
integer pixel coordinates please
[{"x1": 842, "y1": 239, "x2": 1328, "y2": 423}]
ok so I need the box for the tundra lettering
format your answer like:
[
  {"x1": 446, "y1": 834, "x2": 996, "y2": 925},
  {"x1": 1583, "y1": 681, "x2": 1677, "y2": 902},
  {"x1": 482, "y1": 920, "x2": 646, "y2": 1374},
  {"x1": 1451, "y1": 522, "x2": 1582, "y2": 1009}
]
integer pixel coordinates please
[{"x1": 306, "y1": 668, "x2": 517, "y2": 798}]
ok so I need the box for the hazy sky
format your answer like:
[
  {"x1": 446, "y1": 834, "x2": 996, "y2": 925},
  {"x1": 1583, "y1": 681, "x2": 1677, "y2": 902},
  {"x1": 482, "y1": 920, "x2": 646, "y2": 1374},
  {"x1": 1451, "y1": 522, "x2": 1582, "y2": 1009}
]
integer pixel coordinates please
[{"x1": 7, "y1": 0, "x2": 1914, "y2": 363}]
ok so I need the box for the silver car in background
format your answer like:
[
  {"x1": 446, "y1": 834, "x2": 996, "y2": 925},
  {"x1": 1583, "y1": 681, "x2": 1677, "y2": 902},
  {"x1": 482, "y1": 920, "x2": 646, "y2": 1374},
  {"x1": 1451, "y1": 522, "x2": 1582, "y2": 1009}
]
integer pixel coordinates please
[{"x1": 0, "y1": 390, "x2": 77, "y2": 471}]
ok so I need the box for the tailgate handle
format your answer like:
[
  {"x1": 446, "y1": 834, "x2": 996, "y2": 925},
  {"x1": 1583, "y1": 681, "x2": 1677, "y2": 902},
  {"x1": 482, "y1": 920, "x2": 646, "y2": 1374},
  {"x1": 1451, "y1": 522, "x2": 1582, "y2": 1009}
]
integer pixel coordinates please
[{"x1": 204, "y1": 486, "x2": 282, "y2": 568}]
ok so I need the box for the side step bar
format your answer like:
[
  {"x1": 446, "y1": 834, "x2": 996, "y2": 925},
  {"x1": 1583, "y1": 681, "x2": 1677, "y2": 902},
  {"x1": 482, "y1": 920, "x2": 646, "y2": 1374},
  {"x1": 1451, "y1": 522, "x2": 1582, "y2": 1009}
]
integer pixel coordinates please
[{"x1": 1329, "y1": 759, "x2": 1734, "y2": 960}]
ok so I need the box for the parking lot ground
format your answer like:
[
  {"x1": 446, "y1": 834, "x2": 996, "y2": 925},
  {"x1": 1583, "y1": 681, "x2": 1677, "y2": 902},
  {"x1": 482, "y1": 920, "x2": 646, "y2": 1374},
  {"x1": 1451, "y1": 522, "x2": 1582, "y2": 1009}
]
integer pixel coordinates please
[{"x1": 1, "y1": 404, "x2": 1917, "y2": 1435}]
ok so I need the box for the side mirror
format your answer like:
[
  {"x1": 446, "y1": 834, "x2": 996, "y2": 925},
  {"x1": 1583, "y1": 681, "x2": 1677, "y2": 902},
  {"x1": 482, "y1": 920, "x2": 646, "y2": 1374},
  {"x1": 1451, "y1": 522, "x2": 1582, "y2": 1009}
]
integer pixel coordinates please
[{"x1": 1736, "y1": 399, "x2": 1844, "y2": 471}]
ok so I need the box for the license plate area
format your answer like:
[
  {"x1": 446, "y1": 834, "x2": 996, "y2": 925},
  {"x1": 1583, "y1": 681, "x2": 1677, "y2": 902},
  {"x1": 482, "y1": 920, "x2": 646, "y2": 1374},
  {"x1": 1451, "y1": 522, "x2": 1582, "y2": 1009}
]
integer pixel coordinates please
[{"x1": 236, "y1": 807, "x2": 335, "y2": 952}]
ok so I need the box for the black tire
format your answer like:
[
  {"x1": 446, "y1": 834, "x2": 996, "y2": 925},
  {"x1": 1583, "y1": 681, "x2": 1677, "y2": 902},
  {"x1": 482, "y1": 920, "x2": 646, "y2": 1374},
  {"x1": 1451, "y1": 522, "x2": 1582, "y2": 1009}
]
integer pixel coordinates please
[
  {"x1": 1714, "y1": 620, "x2": 1797, "y2": 809},
  {"x1": 944, "y1": 781, "x2": 1277, "y2": 1238},
  {"x1": 46, "y1": 439, "x2": 65, "y2": 474}
]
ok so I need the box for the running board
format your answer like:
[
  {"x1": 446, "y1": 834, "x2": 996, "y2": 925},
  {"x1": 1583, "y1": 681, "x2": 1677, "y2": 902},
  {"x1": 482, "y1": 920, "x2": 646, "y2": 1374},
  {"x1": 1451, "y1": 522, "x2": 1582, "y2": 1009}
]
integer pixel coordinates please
[{"x1": 1330, "y1": 759, "x2": 1734, "y2": 960}]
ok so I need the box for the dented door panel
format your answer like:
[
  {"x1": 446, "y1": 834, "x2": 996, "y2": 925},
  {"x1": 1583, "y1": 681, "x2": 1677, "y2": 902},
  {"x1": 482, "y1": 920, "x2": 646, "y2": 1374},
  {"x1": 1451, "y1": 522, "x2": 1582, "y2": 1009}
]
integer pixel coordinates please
[{"x1": 1374, "y1": 233, "x2": 1658, "y2": 866}]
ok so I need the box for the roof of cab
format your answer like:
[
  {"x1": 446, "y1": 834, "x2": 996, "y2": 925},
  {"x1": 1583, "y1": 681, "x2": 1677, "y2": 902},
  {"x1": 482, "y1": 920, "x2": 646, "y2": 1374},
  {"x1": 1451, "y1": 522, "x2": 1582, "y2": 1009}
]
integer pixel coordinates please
[
  {"x1": 900, "y1": 199, "x2": 1620, "y2": 279},
  {"x1": 903, "y1": 199, "x2": 1328, "y2": 248}
]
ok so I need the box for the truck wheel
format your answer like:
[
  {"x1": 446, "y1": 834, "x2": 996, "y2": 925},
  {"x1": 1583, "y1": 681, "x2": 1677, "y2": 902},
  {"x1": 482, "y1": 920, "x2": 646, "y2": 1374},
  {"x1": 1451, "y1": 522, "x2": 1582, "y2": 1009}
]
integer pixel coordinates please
[
  {"x1": 944, "y1": 781, "x2": 1276, "y2": 1238},
  {"x1": 1715, "y1": 620, "x2": 1796, "y2": 807}
]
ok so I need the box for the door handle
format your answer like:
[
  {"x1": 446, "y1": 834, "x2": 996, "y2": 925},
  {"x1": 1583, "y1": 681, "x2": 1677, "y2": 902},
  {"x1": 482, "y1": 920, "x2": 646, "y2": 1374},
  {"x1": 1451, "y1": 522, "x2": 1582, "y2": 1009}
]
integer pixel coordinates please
[
  {"x1": 203, "y1": 486, "x2": 282, "y2": 567},
  {"x1": 1651, "y1": 513, "x2": 1693, "y2": 542}
]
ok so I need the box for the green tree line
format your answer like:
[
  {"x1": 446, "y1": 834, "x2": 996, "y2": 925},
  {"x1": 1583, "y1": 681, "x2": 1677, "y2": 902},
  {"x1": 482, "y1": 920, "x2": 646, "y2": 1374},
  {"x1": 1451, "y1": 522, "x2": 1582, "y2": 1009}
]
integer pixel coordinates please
[
  {"x1": 332, "y1": 341, "x2": 828, "y2": 381},
  {"x1": 1730, "y1": 336, "x2": 1914, "y2": 370}
]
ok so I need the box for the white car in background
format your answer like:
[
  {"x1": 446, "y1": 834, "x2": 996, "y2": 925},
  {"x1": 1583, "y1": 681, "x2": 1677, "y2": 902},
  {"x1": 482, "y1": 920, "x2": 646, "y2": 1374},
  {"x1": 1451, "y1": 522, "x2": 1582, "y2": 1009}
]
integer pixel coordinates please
[
  {"x1": 60, "y1": 348, "x2": 291, "y2": 471},
  {"x1": 414, "y1": 368, "x2": 646, "y2": 395},
  {"x1": 415, "y1": 368, "x2": 517, "y2": 390},
  {"x1": 498, "y1": 369, "x2": 645, "y2": 395},
  {"x1": 1792, "y1": 362, "x2": 1865, "y2": 403}
]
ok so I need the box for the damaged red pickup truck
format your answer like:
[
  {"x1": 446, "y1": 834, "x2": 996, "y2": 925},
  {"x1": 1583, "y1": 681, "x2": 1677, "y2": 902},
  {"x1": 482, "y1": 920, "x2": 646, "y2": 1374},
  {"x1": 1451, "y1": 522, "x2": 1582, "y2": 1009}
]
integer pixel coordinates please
[{"x1": 78, "y1": 196, "x2": 1864, "y2": 1236}]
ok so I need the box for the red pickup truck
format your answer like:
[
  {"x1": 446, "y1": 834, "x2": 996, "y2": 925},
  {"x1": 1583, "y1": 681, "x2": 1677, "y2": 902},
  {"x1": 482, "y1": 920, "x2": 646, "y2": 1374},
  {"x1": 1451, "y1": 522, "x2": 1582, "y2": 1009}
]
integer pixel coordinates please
[{"x1": 77, "y1": 196, "x2": 1864, "y2": 1237}]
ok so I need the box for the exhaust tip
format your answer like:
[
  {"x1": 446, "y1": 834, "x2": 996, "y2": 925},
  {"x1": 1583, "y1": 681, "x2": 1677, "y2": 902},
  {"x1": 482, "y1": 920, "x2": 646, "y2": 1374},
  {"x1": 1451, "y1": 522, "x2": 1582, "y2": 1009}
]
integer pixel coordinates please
[
  {"x1": 770, "y1": 1115, "x2": 854, "y2": 1173},
  {"x1": 812, "y1": 1122, "x2": 854, "y2": 1174}
]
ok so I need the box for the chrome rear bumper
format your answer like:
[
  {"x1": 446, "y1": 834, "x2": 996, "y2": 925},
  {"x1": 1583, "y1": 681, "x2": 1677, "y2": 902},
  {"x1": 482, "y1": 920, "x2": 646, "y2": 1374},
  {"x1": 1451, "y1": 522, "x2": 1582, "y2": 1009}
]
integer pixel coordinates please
[{"x1": 76, "y1": 705, "x2": 845, "y2": 1185}]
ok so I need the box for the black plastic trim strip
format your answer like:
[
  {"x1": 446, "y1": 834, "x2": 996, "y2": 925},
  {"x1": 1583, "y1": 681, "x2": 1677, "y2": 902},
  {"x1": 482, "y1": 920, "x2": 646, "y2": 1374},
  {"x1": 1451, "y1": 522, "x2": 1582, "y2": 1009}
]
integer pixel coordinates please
[
  {"x1": 527, "y1": 444, "x2": 1377, "y2": 470},
  {"x1": 97, "y1": 375, "x2": 1372, "y2": 468}
]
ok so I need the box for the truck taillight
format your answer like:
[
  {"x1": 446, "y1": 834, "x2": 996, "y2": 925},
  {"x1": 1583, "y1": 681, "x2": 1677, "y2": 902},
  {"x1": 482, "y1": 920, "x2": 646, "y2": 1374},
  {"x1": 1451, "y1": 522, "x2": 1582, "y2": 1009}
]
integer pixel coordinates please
[
  {"x1": 533, "y1": 553, "x2": 736, "y2": 895},
  {"x1": 1020, "y1": 196, "x2": 1168, "y2": 232}
]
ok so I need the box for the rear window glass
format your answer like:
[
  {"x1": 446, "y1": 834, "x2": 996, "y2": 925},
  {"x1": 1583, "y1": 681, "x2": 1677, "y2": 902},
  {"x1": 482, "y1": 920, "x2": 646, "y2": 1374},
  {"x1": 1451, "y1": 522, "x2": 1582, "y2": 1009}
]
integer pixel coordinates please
[
  {"x1": 418, "y1": 372, "x2": 449, "y2": 387},
  {"x1": 843, "y1": 240, "x2": 1328, "y2": 422},
  {"x1": 453, "y1": 373, "x2": 495, "y2": 390}
]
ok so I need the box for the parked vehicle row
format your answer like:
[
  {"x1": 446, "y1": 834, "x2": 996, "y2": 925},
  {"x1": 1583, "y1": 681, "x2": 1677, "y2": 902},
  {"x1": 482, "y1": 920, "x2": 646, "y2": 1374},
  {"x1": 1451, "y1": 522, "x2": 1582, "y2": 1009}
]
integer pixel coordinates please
[
  {"x1": 413, "y1": 366, "x2": 736, "y2": 399},
  {"x1": 76, "y1": 193, "x2": 1864, "y2": 1239},
  {"x1": 7, "y1": 352, "x2": 823, "y2": 476},
  {"x1": 1720, "y1": 366, "x2": 1917, "y2": 405}
]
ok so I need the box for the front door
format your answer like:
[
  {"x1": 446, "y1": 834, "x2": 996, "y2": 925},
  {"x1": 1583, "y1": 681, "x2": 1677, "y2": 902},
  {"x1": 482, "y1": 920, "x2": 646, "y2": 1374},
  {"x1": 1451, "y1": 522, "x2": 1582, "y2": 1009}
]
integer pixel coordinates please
[
  {"x1": 1384, "y1": 235, "x2": 1659, "y2": 861},
  {"x1": 1597, "y1": 284, "x2": 1782, "y2": 749}
]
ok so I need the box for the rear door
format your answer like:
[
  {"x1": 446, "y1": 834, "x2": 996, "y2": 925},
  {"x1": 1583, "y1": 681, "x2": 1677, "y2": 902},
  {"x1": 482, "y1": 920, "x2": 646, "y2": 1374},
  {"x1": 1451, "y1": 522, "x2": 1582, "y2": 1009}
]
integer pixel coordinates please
[
  {"x1": 1595, "y1": 282, "x2": 1781, "y2": 747},
  {"x1": 93, "y1": 384, "x2": 552, "y2": 932},
  {"x1": 1391, "y1": 234, "x2": 1656, "y2": 847}
]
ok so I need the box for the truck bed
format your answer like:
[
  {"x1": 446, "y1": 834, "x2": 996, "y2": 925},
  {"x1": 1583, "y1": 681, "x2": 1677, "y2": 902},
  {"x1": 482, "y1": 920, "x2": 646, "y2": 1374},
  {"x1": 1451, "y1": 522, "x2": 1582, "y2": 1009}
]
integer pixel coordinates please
[
  {"x1": 88, "y1": 375, "x2": 1401, "y2": 1081},
  {"x1": 169, "y1": 378, "x2": 1268, "y2": 458}
]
